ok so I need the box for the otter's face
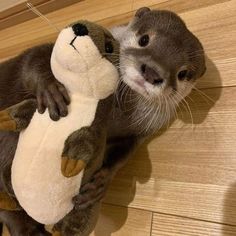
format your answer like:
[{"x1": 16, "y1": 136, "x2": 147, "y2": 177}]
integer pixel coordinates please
[
  {"x1": 51, "y1": 21, "x2": 119, "y2": 98},
  {"x1": 120, "y1": 8, "x2": 206, "y2": 102}
]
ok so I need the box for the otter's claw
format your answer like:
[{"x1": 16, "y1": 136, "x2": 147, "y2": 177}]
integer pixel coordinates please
[
  {"x1": 73, "y1": 168, "x2": 113, "y2": 210},
  {"x1": 37, "y1": 79, "x2": 70, "y2": 121},
  {"x1": 0, "y1": 110, "x2": 16, "y2": 131},
  {"x1": 61, "y1": 158, "x2": 86, "y2": 177}
]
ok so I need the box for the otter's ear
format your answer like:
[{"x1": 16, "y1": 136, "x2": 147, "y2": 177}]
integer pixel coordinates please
[{"x1": 135, "y1": 7, "x2": 151, "y2": 18}]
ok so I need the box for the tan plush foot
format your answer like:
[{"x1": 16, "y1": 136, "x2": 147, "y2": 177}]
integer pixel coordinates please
[
  {"x1": 61, "y1": 158, "x2": 86, "y2": 178},
  {"x1": 52, "y1": 231, "x2": 62, "y2": 236},
  {"x1": 0, "y1": 110, "x2": 16, "y2": 131},
  {"x1": 0, "y1": 192, "x2": 18, "y2": 210}
]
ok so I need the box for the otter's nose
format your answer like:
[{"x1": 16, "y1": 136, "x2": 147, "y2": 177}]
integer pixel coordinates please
[
  {"x1": 72, "y1": 23, "x2": 89, "y2": 36},
  {"x1": 141, "y1": 64, "x2": 164, "y2": 86}
]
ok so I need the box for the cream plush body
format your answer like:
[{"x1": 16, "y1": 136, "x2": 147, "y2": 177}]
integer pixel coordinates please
[{"x1": 11, "y1": 26, "x2": 119, "y2": 224}]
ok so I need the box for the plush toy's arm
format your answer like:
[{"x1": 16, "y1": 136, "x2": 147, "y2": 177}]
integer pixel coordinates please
[
  {"x1": 61, "y1": 126, "x2": 104, "y2": 177},
  {"x1": 0, "y1": 99, "x2": 37, "y2": 132},
  {"x1": 61, "y1": 95, "x2": 113, "y2": 178}
]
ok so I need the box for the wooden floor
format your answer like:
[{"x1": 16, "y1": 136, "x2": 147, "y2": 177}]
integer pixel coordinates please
[{"x1": 1, "y1": 0, "x2": 236, "y2": 235}]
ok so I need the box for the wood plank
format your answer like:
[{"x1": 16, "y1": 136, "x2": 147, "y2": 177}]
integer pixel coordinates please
[
  {"x1": 0, "y1": 0, "x2": 47, "y2": 19},
  {"x1": 134, "y1": 0, "x2": 230, "y2": 14},
  {"x1": 180, "y1": 1, "x2": 236, "y2": 89},
  {"x1": 0, "y1": 0, "x2": 83, "y2": 30},
  {"x1": 0, "y1": 0, "x2": 26, "y2": 13},
  {"x1": 152, "y1": 213, "x2": 236, "y2": 235},
  {"x1": 102, "y1": 86, "x2": 236, "y2": 225}
]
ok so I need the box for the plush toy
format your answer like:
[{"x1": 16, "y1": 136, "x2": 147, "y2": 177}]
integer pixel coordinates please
[{"x1": 0, "y1": 19, "x2": 119, "y2": 230}]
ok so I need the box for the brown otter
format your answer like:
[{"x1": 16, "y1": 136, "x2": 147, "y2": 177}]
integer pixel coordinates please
[{"x1": 0, "y1": 8, "x2": 206, "y2": 235}]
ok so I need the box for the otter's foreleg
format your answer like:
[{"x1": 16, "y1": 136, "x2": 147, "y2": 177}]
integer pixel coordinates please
[{"x1": 0, "y1": 99, "x2": 37, "y2": 131}]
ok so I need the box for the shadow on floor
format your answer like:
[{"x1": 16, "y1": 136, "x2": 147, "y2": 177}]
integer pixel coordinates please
[
  {"x1": 93, "y1": 140, "x2": 152, "y2": 236},
  {"x1": 179, "y1": 56, "x2": 222, "y2": 125},
  {"x1": 94, "y1": 56, "x2": 222, "y2": 235}
]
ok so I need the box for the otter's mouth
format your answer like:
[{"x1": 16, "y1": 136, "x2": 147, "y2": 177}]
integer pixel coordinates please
[
  {"x1": 133, "y1": 79, "x2": 149, "y2": 95},
  {"x1": 134, "y1": 78, "x2": 145, "y2": 88},
  {"x1": 123, "y1": 74, "x2": 149, "y2": 97}
]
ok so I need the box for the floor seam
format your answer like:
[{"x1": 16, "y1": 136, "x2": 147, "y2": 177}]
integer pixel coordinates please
[
  {"x1": 102, "y1": 202, "x2": 236, "y2": 228},
  {"x1": 150, "y1": 212, "x2": 154, "y2": 236}
]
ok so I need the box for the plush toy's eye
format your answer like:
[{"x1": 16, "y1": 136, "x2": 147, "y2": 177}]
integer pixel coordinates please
[
  {"x1": 178, "y1": 70, "x2": 188, "y2": 81},
  {"x1": 105, "y1": 42, "x2": 114, "y2": 53},
  {"x1": 139, "y1": 35, "x2": 149, "y2": 47}
]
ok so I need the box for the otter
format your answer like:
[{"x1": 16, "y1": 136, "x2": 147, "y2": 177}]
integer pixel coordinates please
[{"x1": 0, "y1": 8, "x2": 206, "y2": 236}]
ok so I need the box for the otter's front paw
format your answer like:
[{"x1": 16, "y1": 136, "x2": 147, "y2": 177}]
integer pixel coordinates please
[
  {"x1": 37, "y1": 79, "x2": 70, "y2": 121},
  {"x1": 61, "y1": 157, "x2": 86, "y2": 177},
  {"x1": 0, "y1": 110, "x2": 16, "y2": 131}
]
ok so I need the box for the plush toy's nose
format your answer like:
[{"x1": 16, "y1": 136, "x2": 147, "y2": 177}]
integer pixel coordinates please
[{"x1": 72, "y1": 23, "x2": 89, "y2": 36}]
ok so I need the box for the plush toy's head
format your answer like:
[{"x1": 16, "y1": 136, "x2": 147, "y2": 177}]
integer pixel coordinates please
[{"x1": 51, "y1": 20, "x2": 120, "y2": 99}]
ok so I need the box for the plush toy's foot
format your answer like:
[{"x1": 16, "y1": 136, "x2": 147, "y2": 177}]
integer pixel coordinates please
[
  {"x1": 52, "y1": 231, "x2": 62, "y2": 236},
  {"x1": 61, "y1": 158, "x2": 86, "y2": 178},
  {"x1": 0, "y1": 192, "x2": 19, "y2": 210},
  {"x1": 0, "y1": 99, "x2": 37, "y2": 132},
  {"x1": 0, "y1": 110, "x2": 16, "y2": 131}
]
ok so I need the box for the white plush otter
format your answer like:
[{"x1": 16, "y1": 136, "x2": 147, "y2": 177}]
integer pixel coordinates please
[{"x1": 0, "y1": 20, "x2": 119, "y2": 226}]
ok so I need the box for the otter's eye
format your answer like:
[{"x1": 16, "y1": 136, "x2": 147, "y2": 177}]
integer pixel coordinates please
[
  {"x1": 105, "y1": 42, "x2": 114, "y2": 53},
  {"x1": 178, "y1": 70, "x2": 188, "y2": 81},
  {"x1": 187, "y1": 71, "x2": 194, "y2": 80},
  {"x1": 139, "y1": 35, "x2": 149, "y2": 47}
]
